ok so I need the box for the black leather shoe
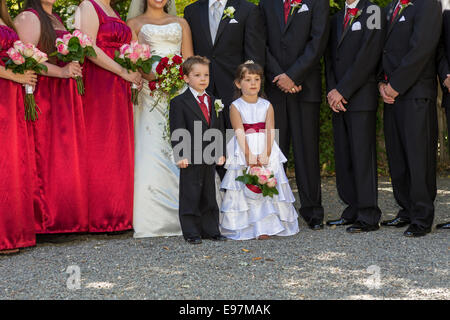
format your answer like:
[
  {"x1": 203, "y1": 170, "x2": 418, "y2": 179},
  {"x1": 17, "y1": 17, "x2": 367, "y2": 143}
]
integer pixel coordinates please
[
  {"x1": 308, "y1": 222, "x2": 324, "y2": 230},
  {"x1": 436, "y1": 222, "x2": 450, "y2": 229},
  {"x1": 186, "y1": 237, "x2": 202, "y2": 244},
  {"x1": 346, "y1": 223, "x2": 380, "y2": 233},
  {"x1": 381, "y1": 217, "x2": 410, "y2": 228},
  {"x1": 403, "y1": 224, "x2": 431, "y2": 237},
  {"x1": 209, "y1": 235, "x2": 227, "y2": 241},
  {"x1": 326, "y1": 218, "x2": 354, "y2": 226}
]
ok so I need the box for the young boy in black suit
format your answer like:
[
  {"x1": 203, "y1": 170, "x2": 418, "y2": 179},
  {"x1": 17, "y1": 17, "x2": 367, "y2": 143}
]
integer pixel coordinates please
[{"x1": 170, "y1": 56, "x2": 227, "y2": 244}]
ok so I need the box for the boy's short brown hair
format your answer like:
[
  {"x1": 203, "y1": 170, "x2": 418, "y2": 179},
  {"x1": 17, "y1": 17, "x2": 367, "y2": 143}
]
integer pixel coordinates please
[{"x1": 182, "y1": 55, "x2": 210, "y2": 76}]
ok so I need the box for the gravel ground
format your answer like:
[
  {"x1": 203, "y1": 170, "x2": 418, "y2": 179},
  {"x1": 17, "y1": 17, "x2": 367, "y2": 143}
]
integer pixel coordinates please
[{"x1": 0, "y1": 177, "x2": 448, "y2": 300}]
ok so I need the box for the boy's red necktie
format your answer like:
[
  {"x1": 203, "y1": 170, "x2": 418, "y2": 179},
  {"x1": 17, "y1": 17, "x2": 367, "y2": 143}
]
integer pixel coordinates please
[{"x1": 197, "y1": 94, "x2": 210, "y2": 125}]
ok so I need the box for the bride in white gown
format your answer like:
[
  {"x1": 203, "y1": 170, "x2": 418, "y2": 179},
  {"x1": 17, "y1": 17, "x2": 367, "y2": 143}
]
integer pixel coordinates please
[
  {"x1": 127, "y1": 0, "x2": 194, "y2": 238},
  {"x1": 128, "y1": 0, "x2": 224, "y2": 238}
]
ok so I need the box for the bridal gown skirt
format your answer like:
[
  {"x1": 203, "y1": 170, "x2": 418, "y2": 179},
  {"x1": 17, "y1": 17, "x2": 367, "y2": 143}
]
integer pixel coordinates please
[{"x1": 133, "y1": 84, "x2": 183, "y2": 238}]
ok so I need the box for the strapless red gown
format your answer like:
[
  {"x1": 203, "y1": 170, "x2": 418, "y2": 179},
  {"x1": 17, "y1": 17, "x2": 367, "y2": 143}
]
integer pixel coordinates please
[
  {"x1": 82, "y1": 0, "x2": 134, "y2": 232},
  {"x1": 26, "y1": 9, "x2": 88, "y2": 233},
  {"x1": 0, "y1": 25, "x2": 35, "y2": 250}
]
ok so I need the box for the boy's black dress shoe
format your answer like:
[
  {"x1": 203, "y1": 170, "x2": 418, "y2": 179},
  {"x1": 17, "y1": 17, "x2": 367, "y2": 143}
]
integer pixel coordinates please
[
  {"x1": 436, "y1": 222, "x2": 450, "y2": 229},
  {"x1": 403, "y1": 224, "x2": 431, "y2": 237},
  {"x1": 308, "y1": 221, "x2": 324, "y2": 230},
  {"x1": 210, "y1": 235, "x2": 227, "y2": 241},
  {"x1": 186, "y1": 237, "x2": 202, "y2": 244},
  {"x1": 346, "y1": 223, "x2": 380, "y2": 233},
  {"x1": 381, "y1": 217, "x2": 410, "y2": 228},
  {"x1": 326, "y1": 218, "x2": 354, "y2": 226}
]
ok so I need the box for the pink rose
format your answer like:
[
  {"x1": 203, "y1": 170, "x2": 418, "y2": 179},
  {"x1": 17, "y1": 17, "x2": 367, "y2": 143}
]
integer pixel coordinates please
[
  {"x1": 81, "y1": 34, "x2": 93, "y2": 48},
  {"x1": 8, "y1": 48, "x2": 25, "y2": 65},
  {"x1": 249, "y1": 166, "x2": 262, "y2": 176},
  {"x1": 120, "y1": 44, "x2": 131, "y2": 56},
  {"x1": 57, "y1": 43, "x2": 69, "y2": 55},
  {"x1": 33, "y1": 50, "x2": 48, "y2": 63},
  {"x1": 72, "y1": 30, "x2": 83, "y2": 39},
  {"x1": 13, "y1": 41, "x2": 26, "y2": 53},
  {"x1": 129, "y1": 51, "x2": 140, "y2": 64},
  {"x1": 141, "y1": 45, "x2": 151, "y2": 60},
  {"x1": 257, "y1": 175, "x2": 269, "y2": 185},
  {"x1": 62, "y1": 33, "x2": 73, "y2": 45},
  {"x1": 23, "y1": 43, "x2": 35, "y2": 58},
  {"x1": 267, "y1": 177, "x2": 277, "y2": 188}
]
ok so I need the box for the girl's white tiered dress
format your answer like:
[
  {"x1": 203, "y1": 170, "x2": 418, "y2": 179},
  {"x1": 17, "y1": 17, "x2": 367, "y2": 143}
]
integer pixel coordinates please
[{"x1": 220, "y1": 97, "x2": 299, "y2": 240}]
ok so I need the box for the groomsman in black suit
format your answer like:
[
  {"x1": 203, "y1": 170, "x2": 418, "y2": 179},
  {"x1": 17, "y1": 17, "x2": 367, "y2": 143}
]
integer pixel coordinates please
[
  {"x1": 325, "y1": 0, "x2": 384, "y2": 232},
  {"x1": 379, "y1": 0, "x2": 442, "y2": 237},
  {"x1": 184, "y1": 0, "x2": 266, "y2": 130},
  {"x1": 259, "y1": 0, "x2": 329, "y2": 230},
  {"x1": 436, "y1": 4, "x2": 450, "y2": 230}
]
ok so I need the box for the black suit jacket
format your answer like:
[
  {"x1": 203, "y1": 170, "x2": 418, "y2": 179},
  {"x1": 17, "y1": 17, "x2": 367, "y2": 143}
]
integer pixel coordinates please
[
  {"x1": 437, "y1": 9, "x2": 450, "y2": 109},
  {"x1": 381, "y1": 0, "x2": 442, "y2": 100},
  {"x1": 170, "y1": 89, "x2": 226, "y2": 165},
  {"x1": 184, "y1": 0, "x2": 266, "y2": 105},
  {"x1": 325, "y1": 0, "x2": 385, "y2": 111},
  {"x1": 259, "y1": 0, "x2": 329, "y2": 103}
]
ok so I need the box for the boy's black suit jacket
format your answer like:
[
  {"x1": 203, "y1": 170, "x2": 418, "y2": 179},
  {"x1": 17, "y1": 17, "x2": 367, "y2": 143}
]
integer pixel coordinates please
[{"x1": 170, "y1": 89, "x2": 226, "y2": 165}]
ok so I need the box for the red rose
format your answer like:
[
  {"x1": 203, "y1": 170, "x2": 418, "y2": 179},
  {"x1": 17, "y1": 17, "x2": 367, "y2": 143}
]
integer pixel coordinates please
[
  {"x1": 292, "y1": 0, "x2": 302, "y2": 4},
  {"x1": 400, "y1": 0, "x2": 410, "y2": 5},
  {"x1": 347, "y1": 8, "x2": 359, "y2": 17},
  {"x1": 172, "y1": 55, "x2": 183, "y2": 64},
  {"x1": 178, "y1": 66, "x2": 184, "y2": 79},
  {"x1": 149, "y1": 81, "x2": 158, "y2": 91},
  {"x1": 155, "y1": 62, "x2": 165, "y2": 75},
  {"x1": 160, "y1": 57, "x2": 169, "y2": 67}
]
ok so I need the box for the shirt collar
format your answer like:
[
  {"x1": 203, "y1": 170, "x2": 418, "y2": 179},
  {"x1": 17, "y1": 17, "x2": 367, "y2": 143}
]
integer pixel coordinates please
[
  {"x1": 209, "y1": 0, "x2": 227, "y2": 8},
  {"x1": 345, "y1": 0, "x2": 361, "y2": 9},
  {"x1": 189, "y1": 86, "x2": 207, "y2": 100}
]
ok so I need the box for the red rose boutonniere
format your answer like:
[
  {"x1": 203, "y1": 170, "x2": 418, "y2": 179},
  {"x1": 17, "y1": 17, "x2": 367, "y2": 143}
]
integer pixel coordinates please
[
  {"x1": 347, "y1": 8, "x2": 362, "y2": 26},
  {"x1": 290, "y1": 0, "x2": 303, "y2": 15},
  {"x1": 398, "y1": 0, "x2": 413, "y2": 16}
]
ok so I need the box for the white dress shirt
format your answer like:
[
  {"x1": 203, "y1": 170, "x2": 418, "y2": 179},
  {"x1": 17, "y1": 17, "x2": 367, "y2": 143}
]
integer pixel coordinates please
[{"x1": 189, "y1": 86, "x2": 210, "y2": 114}]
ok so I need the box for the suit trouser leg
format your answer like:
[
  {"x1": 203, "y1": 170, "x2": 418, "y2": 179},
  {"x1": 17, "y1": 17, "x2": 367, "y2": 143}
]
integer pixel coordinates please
[
  {"x1": 332, "y1": 112, "x2": 358, "y2": 221},
  {"x1": 384, "y1": 99, "x2": 437, "y2": 228},
  {"x1": 179, "y1": 165, "x2": 204, "y2": 239},
  {"x1": 287, "y1": 98, "x2": 324, "y2": 224},
  {"x1": 345, "y1": 111, "x2": 382, "y2": 226},
  {"x1": 447, "y1": 107, "x2": 450, "y2": 152},
  {"x1": 384, "y1": 103, "x2": 411, "y2": 220},
  {"x1": 199, "y1": 165, "x2": 221, "y2": 238}
]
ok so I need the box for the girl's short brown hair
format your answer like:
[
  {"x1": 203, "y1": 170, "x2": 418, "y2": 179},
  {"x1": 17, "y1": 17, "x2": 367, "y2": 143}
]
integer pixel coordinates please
[
  {"x1": 182, "y1": 55, "x2": 210, "y2": 76},
  {"x1": 234, "y1": 61, "x2": 265, "y2": 98}
]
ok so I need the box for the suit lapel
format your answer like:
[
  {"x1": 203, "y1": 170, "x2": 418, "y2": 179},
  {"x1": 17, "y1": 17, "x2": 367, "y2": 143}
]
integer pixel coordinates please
[
  {"x1": 209, "y1": 95, "x2": 216, "y2": 128},
  {"x1": 200, "y1": 0, "x2": 213, "y2": 49},
  {"x1": 214, "y1": 0, "x2": 240, "y2": 46},
  {"x1": 337, "y1": 0, "x2": 366, "y2": 48},
  {"x1": 386, "y1": 0, "x2": 411, "y2": 39},
  {"x1": 183, "y1": 89, "x2": 209, "y2": 126}
]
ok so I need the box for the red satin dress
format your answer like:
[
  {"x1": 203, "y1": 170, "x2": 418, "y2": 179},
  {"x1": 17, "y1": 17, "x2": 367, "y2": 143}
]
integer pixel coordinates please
[
  {"x1": 26, "y1": 9, "x2": 88, "y2": 233},
  {"x1": 0, "y1": 25, "x2": 35, "y2": 250},
  {"x1": 82, "y1": 0, "x2": 134, "y2": 232}
]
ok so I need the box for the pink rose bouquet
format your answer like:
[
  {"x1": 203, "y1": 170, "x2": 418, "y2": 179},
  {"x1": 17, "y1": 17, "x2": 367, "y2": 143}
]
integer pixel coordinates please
[
  {"x1": 50, "y1": 30, "x2": 96, "y2": 95},
  {"x1": 3, "y1": 41, "x2": 48, "y2": 121},
  {"x1": 114, "y1": 41, "x2": 159, "y2": 105},
  {"x1": 236, "y1": 166, "x2": 279, "y2": 197}
]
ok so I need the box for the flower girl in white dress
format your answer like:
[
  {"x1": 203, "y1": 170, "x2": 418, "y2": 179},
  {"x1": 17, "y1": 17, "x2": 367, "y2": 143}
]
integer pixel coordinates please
[{"x1": 220, "y1": 62, "x2": 299, "y2": 240}]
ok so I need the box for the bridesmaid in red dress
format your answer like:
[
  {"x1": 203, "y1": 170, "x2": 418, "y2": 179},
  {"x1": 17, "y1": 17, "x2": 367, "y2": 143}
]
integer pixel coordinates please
[
  {"x1": 14, "y1": 0, "x2": 88, "y2": 234},
  {"x1": 0, "y1": 0, "x2": 36, "y2": 254},
  {"x1": 76, "y1": 0, "x2": 141, "y2": 232}
]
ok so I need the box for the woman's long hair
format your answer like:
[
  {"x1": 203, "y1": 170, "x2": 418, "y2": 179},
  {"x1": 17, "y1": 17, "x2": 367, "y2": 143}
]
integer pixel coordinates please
[
  {"x1": 144, "y1": 0, "x2": 172, "y2": 14},
  {"x1": 0, "y1": 0, "x2": 15, "y2": 31},
  {"x1": 24, "y1": 0, "x2": 57, "y2": 55}
]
